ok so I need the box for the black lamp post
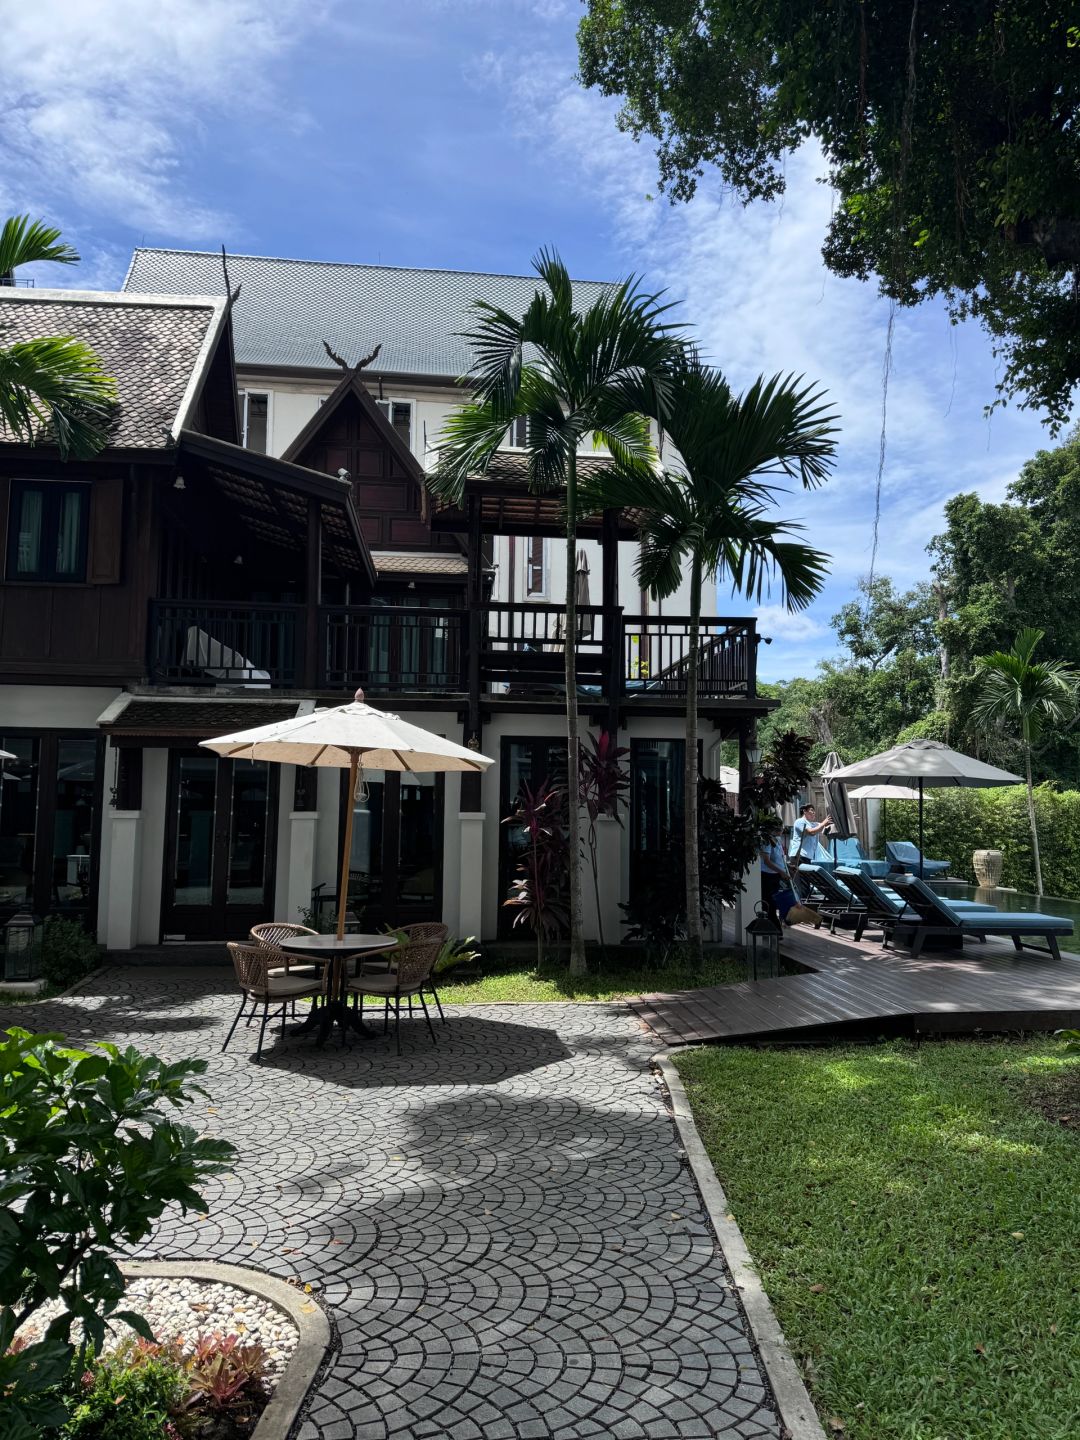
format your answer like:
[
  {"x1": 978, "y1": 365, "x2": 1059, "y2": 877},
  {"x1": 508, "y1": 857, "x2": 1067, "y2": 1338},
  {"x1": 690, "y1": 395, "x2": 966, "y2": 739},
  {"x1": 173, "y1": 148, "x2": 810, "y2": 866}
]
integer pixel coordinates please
[{"x1": 745, "y1": 901, "x2": 782, "y2": 981}]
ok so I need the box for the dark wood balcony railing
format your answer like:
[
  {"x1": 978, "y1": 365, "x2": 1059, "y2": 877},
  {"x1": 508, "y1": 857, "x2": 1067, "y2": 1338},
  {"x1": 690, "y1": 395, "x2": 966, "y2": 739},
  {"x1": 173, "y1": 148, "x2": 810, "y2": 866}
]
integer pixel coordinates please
[
  {"x1": 149, "y1": 600, "x2": 756, "y2": 699},
  {"x1": 149, "y1": 601, "x2": 299, "y2": 686},
  {"x1": 320, "y1": 605, "x2": 465, "y2": 693}
]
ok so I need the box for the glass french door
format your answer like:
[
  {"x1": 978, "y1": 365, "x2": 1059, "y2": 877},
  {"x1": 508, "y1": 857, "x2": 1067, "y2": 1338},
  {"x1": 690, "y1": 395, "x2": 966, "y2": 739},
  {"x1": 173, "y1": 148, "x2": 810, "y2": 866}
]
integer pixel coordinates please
[
  {"x1": 162, "y1": 752, "x2": 277, "y2": 939},
  {"x1": 339, "y1": 770, "x2": 443, "y2": 929},
  {"x1": 498, "y1": 737, "x2": 568, "y2": 938}
]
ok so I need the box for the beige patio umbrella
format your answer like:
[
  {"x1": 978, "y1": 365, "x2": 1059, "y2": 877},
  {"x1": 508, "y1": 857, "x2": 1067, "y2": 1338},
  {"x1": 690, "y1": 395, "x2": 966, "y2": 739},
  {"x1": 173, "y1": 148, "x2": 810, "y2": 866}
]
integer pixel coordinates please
[
  {"x1": 847, "y1": 783, "x2": 922, "y2": 855},
  {"x1": 202, "y1": 689, "x2": 495, "y2": 939},
  {"x1": 0, "y1": 750, "x2": 15, "y2": 761}
]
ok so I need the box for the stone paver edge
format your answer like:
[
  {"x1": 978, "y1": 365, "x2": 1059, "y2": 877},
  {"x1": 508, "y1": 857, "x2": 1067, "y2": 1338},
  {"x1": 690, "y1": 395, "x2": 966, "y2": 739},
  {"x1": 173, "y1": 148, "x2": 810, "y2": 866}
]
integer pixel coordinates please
[
  {"x1": 652, "y1": 1051, "x2": 828, "y2": 1440},
  {"x1": 121, "y1": 1259, "x2": 332, "y2": 1440}
]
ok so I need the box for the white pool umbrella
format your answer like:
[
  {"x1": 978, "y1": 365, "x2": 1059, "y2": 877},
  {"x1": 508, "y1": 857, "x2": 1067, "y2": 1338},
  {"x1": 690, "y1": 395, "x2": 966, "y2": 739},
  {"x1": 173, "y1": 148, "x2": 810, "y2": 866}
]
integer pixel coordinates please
[
  {"x1": 848, "y1": 784, "x2": 922, "y2": 801},
  {"x1": 202, "y1": 689, "x2": 495, "y2": 939},
  {"x1": 0, "y1": 750, "x2": 15, "y2": 761},
  {"x1": 830, "y1": 740, "x2": 1020, "y2": 876}
]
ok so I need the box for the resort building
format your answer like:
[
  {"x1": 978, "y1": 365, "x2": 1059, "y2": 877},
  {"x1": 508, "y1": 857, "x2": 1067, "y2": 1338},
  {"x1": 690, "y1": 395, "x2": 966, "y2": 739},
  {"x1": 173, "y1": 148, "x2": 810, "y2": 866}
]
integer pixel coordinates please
[{"x1": 0, "y1": 254, "x2": 771, "y2": 948}]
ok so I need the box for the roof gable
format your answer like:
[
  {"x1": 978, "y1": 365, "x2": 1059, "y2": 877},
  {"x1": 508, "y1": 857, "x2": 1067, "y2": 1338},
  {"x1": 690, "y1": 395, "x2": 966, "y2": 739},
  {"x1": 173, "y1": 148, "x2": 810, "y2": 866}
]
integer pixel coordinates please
[
  {"x1": 281, "y1": 370, "x2": 459, "y2": 555},
  {"x1": 0, "y1": 288, "x2": 233, "y2": 451}
]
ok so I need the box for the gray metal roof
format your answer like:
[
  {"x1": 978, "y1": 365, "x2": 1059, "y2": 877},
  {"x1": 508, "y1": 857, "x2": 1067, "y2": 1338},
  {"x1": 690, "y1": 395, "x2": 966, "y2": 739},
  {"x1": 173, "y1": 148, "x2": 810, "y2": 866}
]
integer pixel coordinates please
[
  {"x1": 123, "y1": 248, "x2": 613, "y2": 380},
  {"x1": 0, "y1": 288, "x2": 225, "y2": 449}
]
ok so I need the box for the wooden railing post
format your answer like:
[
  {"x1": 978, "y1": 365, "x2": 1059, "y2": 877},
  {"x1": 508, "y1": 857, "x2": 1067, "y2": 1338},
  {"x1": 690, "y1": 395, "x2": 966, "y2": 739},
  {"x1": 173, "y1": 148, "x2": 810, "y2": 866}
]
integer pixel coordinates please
[
  {"x1": 605, "y1": 605, "x2": 623, "y2": 735},
  {"x1": 302, "y1": 497, "x2": 321, "y2": 690}
]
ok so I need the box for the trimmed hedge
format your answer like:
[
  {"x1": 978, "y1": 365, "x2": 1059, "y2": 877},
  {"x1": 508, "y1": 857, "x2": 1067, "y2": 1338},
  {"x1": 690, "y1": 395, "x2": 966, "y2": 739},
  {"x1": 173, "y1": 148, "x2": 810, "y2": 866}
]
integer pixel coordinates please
[{"x1": 882, "y1": 785, "x2": 1080, "y2": 899}]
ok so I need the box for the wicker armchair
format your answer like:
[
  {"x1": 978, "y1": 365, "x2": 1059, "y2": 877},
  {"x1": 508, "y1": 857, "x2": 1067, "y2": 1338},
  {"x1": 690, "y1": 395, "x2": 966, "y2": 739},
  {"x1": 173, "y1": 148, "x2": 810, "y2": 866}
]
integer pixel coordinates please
[
  {"x1": 223, "y1": 941, "x2": 321, "y2": 1060},
  {"x1": 345, "y1": 938, "x2": 442, "y2": 1054},
  {"x1": 354, "y1": 921, "x2": 450, "y2": 1026}
]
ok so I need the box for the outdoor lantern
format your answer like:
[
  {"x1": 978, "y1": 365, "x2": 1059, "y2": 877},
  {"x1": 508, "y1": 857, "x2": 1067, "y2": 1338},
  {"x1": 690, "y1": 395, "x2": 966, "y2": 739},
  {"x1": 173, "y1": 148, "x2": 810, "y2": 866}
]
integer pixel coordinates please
[
  {"x1": 3, "y1": 911, "x2": 44, "y2": 983},
  {"x1": 745, "y1": 901, "x2": 782, "y2": 981}
]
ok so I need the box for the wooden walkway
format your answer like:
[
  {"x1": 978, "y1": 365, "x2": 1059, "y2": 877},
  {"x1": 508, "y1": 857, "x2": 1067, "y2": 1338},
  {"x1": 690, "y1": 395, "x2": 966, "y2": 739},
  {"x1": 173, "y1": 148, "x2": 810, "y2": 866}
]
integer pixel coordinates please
[{"x1": 629, "y1": 925, "x2": 1080, "y2": 1046}]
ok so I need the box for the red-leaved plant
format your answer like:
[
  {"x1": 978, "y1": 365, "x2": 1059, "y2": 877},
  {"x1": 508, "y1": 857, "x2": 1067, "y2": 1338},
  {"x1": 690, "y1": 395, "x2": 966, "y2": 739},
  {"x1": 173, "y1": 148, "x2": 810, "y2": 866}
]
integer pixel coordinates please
[
  {"x1": 503, "y1": 778, "x2": 570, "y2": 971},
  {"x1": 578, "y1": 731, "x2": 630, "y2": 952}
]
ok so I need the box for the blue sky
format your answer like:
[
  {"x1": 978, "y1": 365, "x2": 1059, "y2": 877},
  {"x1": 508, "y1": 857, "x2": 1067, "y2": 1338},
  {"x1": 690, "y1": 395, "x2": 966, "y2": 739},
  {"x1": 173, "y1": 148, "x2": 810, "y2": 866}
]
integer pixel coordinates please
[{"x1": 4, "y1": 0, "x2": 1065, "y2": 682}]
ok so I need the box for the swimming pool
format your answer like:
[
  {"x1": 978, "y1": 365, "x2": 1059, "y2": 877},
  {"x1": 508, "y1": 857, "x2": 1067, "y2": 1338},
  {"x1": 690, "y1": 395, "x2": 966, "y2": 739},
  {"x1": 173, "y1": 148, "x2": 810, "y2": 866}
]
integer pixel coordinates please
[{"x1": 932, "y1": 881, "x2": 1080, "y2": 928}]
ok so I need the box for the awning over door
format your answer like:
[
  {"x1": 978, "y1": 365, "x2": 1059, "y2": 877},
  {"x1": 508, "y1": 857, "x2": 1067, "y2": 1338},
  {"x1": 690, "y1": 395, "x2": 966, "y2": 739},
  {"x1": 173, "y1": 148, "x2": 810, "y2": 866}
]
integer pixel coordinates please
[{"x1": 97, "y1": 695, "x2": 308, "y2": 746}]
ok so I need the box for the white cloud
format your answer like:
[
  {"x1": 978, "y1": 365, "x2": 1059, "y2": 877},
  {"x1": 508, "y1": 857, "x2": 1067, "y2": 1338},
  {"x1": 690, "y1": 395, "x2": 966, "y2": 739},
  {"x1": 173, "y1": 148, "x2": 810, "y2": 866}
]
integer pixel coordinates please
[
  {"x1": 1, "y1": 0, "x2": 317, "y2": 243},
  {"x1": 754, "y1": 607, "x2": 827, "y2": 643}
]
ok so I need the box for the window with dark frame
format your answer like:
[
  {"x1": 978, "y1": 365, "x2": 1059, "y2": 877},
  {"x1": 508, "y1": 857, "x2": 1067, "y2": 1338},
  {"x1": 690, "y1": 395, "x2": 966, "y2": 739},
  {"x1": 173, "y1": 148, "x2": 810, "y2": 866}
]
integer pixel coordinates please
[
  {"x1": 376, "y1": 398, "x2": 413, "y2": 449},
  {"x1": 240, "y1": 391, "x2": 269, "y2": 453},
  {"x1": 526, "y1": 535, "x2": 546, "y2": 596},
  {"x1": 6, "y1": 481, "x2": 90, "y2": 583},
  {"x1": 504, "y1": 415, "x2": 528, "y2": 449}
]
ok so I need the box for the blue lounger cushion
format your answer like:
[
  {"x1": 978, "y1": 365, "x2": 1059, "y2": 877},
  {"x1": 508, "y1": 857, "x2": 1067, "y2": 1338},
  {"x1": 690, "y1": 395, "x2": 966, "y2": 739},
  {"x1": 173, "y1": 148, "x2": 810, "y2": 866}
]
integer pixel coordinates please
[
  {"x1": 831, "y1": 838, "x2": 892, "y2": 878},
  {"x1": 885, "y1": 840, "x2": 950, "y2": 875},
  {"x1": 903, "y1": 877, "x2": 1072, "y2": 934},
  {"x1": 835, "y1": 868, "x2": 996, "y2": 916}
]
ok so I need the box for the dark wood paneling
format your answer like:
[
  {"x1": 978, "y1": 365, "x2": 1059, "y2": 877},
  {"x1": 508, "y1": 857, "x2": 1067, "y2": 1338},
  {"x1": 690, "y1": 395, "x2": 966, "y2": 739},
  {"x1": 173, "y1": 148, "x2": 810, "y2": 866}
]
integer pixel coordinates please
[
  {"x1": 87, "y1": 476, "x2": 124, "y2": 584},
  {"x1": 290, "y1": 392, "x2": 459, "y2": 554}
]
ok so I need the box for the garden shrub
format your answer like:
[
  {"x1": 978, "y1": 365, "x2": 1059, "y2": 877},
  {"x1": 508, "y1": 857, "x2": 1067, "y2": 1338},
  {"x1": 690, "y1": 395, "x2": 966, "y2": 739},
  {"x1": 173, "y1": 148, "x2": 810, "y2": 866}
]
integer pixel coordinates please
[
  {"x1": 42, "y1": 916, "x2": 102, "y2": 989},
  {"x1": 0, "y1": 1030, "x2": 235, "y2": 1439},
  {"x1": 61, "y1": 1344, "x2": 189, "y2": 1440},
  {"x1": 884, "y1": 785, "x2": 1080, "y2": 898}
]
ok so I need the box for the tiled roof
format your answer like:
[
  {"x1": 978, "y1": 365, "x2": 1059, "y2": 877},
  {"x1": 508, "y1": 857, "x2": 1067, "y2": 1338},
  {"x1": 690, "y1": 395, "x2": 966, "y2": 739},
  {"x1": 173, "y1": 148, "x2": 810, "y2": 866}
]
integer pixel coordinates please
[
  {"x1": 100, "y1": 697, "x2": 302, "y2": 735},
  {"x1": 123, "y1": 248, "x2": 613, "y2": 380},
  {"x1": 371, "y1": 552, "x2": 468, "y2": 576},
  {"x1": 0, "y1": 288, "x2": 225, "y2": 449},
  {"x1": 467, "y1": 451, "x2": 615, "y2": 489}
]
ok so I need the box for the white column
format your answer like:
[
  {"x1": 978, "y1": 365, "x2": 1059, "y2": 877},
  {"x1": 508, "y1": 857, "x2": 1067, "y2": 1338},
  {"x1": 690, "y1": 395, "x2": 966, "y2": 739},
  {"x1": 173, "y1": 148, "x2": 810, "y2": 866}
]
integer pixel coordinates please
[
  {"x1": 458, "y1": 813, "x2": 485, "y2": 941},
  {"x1": 594, "y1": 814, "x2": 623, "y2": 946},
  {"x1": 104, "y1": 811, "x2": 140, "y2": 950},
  {"x1": 735, "y1": 861, "x2": 763, "y2": 947},
  {"x1": 287, "y1": 812, "x2": 318, "y2": 926}
]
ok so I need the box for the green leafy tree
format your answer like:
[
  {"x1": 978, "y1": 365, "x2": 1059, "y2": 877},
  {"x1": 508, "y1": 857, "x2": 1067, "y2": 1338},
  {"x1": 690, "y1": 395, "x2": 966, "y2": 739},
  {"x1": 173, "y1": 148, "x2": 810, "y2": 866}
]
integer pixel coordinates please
[
  {"x1": 832, "y1": 576, "x2": 937, "y2": 672},
  {"x1": 971, "y1": 628, "x2": 1079, "y2": 895},
  {"x1": 0, "y1": 215, "x2": 116, "y2": 458},
  {"x1": 433, "y1": 248, "x2": 683, "y2": 974},
  {"x1": 583, "y1": 352, "x2": 836, "y2": 964},
  {"x1": 0, "y1": 1029, "x2": 234, "y2": 1438},
  {"x1": 579, "y1": 3, "x2": 1080, "y2": 425}
]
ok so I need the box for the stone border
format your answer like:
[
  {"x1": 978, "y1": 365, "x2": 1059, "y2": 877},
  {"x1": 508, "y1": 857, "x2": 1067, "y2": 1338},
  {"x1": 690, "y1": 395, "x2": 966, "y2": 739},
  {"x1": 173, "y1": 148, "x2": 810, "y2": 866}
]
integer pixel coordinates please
[
  {"x1": 121, "y1": 1260, "x2": 332, "y2": 1440},
  {"x1": 653, "y1": 1053, "x2": 827, "y2": 1440}
]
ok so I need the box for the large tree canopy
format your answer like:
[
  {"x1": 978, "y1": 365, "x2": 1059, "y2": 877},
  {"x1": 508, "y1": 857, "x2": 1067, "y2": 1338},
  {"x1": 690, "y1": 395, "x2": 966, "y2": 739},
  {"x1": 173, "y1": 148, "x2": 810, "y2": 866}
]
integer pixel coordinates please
[{"x1": 578, "y1": 2, "x2": 1080, "y2": 426}]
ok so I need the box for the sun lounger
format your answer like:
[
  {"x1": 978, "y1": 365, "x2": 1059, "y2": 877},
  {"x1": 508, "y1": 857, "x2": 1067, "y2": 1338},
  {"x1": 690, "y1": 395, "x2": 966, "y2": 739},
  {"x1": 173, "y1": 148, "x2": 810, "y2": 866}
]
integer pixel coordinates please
[
  {"x1": 835, "y1": 866, "x2": 996, "y2": 943},
  {"x1": 885, "y1": 840, "x2": 950, "y2": 876},
  {"x1": 793, "y1": 864, "x2": 863, "y2": 931},
  {"x1": 886, "y1": 875, "x2": 1073, "y2": 960},
  {"x1": 830, "y1": 837, "x2": 892, "y2": 878}
]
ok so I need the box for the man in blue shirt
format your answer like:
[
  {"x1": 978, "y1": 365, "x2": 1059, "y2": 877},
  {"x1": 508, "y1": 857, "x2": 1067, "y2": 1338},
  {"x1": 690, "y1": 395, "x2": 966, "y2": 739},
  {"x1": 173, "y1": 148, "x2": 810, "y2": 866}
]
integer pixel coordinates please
[
  {"x1": 759, "y1": 820, "x2": 789, "y2": 918},
  {"x1": 788, "y1": 803, "x2": 833, "y2": 865}
]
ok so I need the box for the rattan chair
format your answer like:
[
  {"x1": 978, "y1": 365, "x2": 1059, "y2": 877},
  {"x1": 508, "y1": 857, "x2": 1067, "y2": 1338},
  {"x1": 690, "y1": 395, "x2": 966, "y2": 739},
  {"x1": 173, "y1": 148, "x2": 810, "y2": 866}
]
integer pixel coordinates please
[
  {"x1": 223, "y1": 942, "x2": 322, "y2": 1060},
  {"x1": 354, "y1": 921, "x2": 450, "y2": 1026},
  {"x1": 345, "y1": 938, "x2": 442, "y2": 1054}
]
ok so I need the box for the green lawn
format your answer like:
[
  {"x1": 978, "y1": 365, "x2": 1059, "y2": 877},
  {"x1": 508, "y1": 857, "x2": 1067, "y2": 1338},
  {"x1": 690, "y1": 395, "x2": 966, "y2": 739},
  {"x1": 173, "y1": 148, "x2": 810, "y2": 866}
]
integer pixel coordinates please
[
  {"x1": 676, "y1": 1038, "x2": 1080, "y2": 1440},
  {"x1": 433, "y1": 948, "x2": 752, "y2": 1002}
]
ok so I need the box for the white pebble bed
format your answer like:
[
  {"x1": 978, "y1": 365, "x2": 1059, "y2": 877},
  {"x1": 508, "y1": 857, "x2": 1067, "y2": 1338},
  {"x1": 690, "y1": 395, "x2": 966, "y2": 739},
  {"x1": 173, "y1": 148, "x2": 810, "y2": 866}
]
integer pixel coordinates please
[{"x1": 18, "y1": 1276, "x2": 300, "y2": 1381}]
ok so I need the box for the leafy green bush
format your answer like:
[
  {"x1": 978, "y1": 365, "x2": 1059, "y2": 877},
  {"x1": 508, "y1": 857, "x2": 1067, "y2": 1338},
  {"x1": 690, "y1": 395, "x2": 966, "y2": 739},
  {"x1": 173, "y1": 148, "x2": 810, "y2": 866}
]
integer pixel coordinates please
[
  {"x1": 42, "y1": 916, "x2": 102, "y2": 989},
  {"x1": 61, "y1": 1344, "x2": 188, "y2": 1440},
  {"x1": 0, "y1": 1030, "x2": 235, "y2": 1438},
  {"x1": 884, "y1": 784, "x2": 1080, "y2": 898}
]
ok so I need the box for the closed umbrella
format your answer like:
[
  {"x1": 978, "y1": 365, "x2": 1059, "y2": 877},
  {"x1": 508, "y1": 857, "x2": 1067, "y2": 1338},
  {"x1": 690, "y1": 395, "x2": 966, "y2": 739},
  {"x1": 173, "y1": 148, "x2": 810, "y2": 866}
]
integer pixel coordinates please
[
  {"x1": 575, "y1": 548, "x2": 593, "y2": 641},
  {"x1": 830, "y1": 739, "x2": 1020, "y2": 877},
  {"x1": 820, "y1": 750, "x2": 856, "y2": 857},
  {"x1": 202, "y1": 688, "x2": 495, "y2": 938}
]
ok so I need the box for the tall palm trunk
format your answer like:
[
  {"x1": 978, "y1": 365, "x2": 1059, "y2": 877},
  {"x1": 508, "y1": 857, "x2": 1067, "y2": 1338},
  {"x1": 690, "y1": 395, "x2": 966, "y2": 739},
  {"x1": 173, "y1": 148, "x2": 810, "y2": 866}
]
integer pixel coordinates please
[
  {"x1": 1024, "y1": 743, "x2": 1044, "y2": 896},
  {"x1": 565, "y1": 451, "x2": 587, "y2": 974},
  {"x1": 684, "y1": 553, "x2": 703, "y2": 963}
]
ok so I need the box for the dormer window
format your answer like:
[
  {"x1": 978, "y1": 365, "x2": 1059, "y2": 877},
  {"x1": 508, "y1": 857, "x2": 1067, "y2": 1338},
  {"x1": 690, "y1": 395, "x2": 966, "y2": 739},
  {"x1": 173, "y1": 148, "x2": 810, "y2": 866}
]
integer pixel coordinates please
[{"x1": 376, "y1": 398, "x2": 413, "y2": 450}]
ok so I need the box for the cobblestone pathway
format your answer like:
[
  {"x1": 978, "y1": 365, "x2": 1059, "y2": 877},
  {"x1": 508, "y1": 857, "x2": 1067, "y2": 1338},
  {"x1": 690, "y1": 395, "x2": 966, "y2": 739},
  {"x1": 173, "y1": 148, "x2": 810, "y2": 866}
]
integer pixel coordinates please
[{"x1": 6, "y1": 968, "x2": 780, "y2": 1439}]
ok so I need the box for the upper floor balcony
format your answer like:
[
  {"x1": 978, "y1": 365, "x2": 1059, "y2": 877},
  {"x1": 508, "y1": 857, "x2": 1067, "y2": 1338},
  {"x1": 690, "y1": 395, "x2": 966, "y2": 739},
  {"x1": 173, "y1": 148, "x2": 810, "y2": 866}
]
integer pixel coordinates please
[{"x1": 148, "y1": 600, "x2": 758, "y2": 705}]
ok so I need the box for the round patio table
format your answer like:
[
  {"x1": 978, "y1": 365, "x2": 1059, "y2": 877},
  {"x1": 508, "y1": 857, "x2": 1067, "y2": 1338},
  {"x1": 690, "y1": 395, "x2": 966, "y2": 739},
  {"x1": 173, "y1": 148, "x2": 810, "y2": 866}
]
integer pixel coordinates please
[{"x1": 279, "y1": 933, "x2": 396, "y2": 1047}]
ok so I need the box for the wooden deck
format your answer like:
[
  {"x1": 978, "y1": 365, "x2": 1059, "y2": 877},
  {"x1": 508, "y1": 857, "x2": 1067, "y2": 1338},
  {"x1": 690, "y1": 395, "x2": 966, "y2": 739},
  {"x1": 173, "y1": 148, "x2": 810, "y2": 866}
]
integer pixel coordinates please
[{"x1": 629, "y1": 925, "x2": 1080, "y2": 1046}]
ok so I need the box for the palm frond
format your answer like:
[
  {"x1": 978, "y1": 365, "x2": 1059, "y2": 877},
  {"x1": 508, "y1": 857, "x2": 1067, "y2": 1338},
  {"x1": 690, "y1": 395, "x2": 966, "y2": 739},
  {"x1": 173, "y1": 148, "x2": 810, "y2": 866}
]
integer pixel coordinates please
[
  {"x1": 0, "y1": 336, "x2": 117, "y2": 458},
  {"x1": 0, "y1": 215, "x2": 79, "y2": 278},
  {"x1": 972, "y1": 628, "x2": 1079, "y2": 746},
  {"x1": 429, "y1": 401, "x2": 510, "y2": 501}
]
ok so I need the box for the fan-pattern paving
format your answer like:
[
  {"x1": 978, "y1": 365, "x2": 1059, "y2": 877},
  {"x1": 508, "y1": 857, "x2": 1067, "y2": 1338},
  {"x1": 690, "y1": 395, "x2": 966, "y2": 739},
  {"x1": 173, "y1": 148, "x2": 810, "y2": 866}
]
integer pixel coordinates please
[{"x1": 2, "y1": 968, "x2": 780, "y2": 1439}]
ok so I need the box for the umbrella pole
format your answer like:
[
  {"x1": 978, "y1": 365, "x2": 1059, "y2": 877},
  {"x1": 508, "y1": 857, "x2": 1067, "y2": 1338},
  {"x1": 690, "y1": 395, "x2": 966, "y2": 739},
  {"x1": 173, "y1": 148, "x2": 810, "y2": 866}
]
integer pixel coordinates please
[
  {"x1": 337, "y1": 753, "x2": 359, "y2": 941},
  {"x1": 918, "y1": 779, "x2": 924, "y2": 880}
]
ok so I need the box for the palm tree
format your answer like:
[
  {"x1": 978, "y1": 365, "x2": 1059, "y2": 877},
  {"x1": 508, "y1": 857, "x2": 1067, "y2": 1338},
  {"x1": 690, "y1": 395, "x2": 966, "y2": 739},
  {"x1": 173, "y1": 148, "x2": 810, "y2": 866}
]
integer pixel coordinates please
[
  {"x1": 432, "y1": 248, "x2": 683, "y2": 974},
  {"x1": 583, "y1": 354, "x2": 838, "y2": 963},
  {"x1": 971, "y1": 627, "x2": 1078, "y2": 896},
  {"x1": 0, "y1": 215, "x2": 116, "y2": 458}
]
